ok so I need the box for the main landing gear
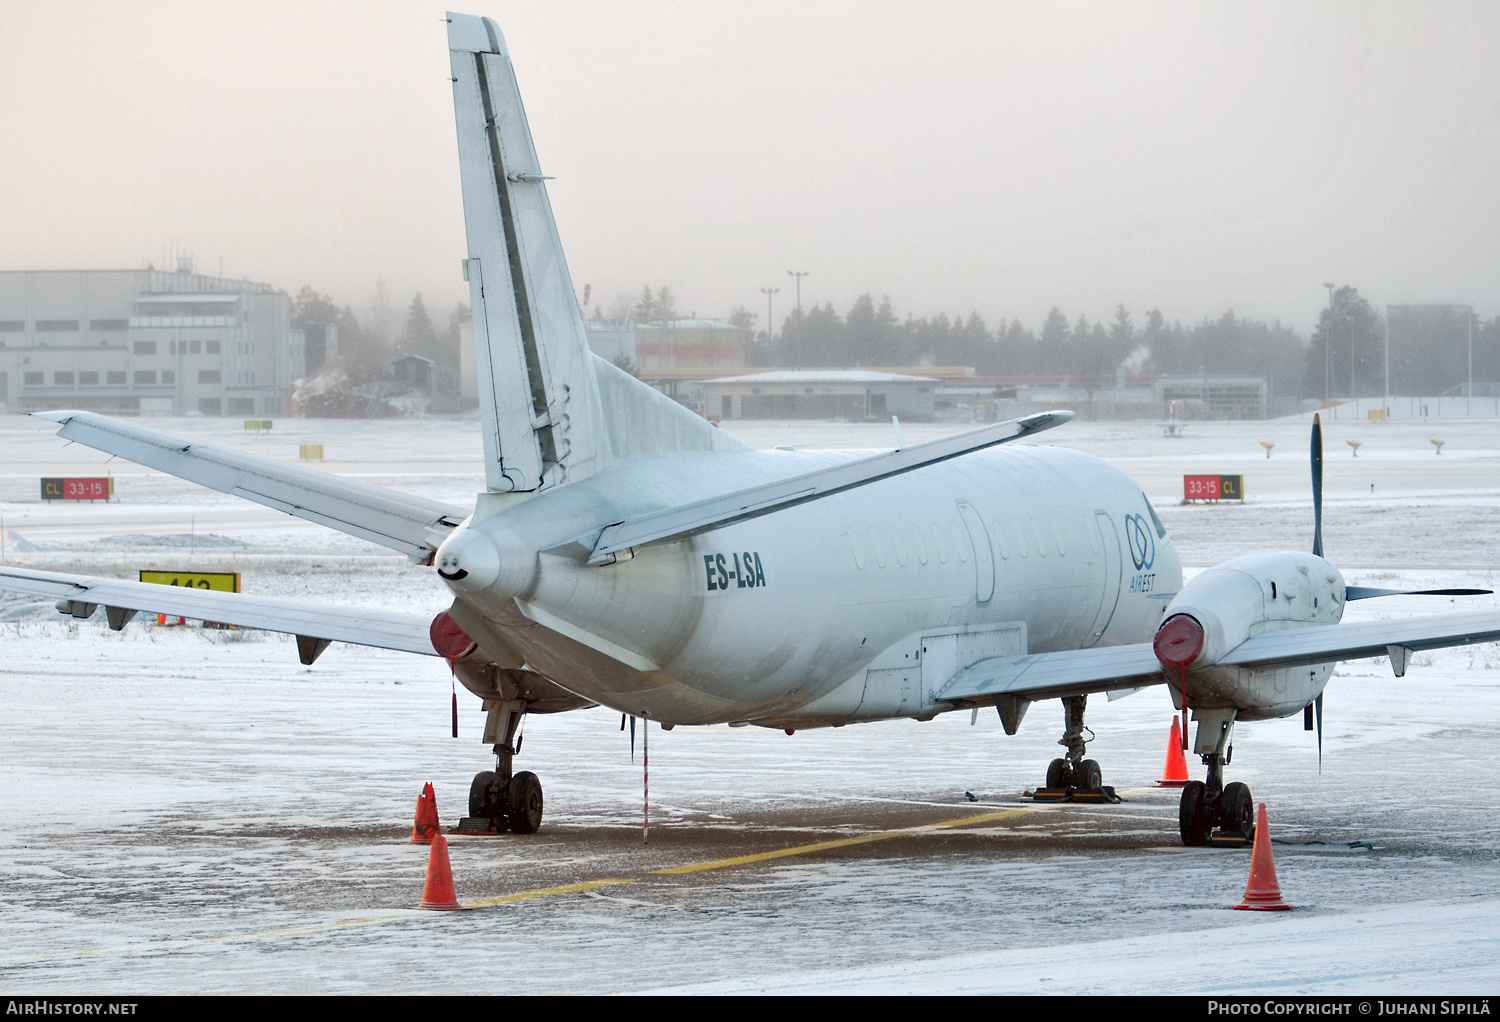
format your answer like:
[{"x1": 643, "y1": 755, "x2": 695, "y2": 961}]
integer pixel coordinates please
[
  {"x1": 1036, "y1": 695, "x2": 1116, "y2": 801},
  {"x1": 1178, "y1": 711, "x2": 1253, "y2": 846},
  {"x1": 461, "y1": 698, "x2": 543, "y2": 835}
]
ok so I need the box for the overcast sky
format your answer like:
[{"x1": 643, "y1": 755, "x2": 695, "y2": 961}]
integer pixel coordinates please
[{"x1": 3, "y1": 2, "x2": 1497, "y2": 335}]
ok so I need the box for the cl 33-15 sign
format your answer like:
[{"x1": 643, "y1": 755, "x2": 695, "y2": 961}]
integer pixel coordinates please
[{"x1": 40, "y1": 477, "x2": 114, "y2": 501}]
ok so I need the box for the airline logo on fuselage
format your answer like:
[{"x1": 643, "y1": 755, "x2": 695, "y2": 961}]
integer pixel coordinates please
[
  {"x1": 1125, "y1": 513, "x2": 1156, "y2": 570},
  {"x1": 704, "y1": 552, "x2": 767, "y2": 591}
]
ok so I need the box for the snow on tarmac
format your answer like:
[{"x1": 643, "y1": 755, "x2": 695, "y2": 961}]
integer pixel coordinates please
[{"x1": 1, "y1": 412, "x2": 1498, "y2": 994}]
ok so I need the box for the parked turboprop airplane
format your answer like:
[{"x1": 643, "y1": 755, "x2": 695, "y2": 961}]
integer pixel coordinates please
[{"x1": 5, "y1": 12, "x2": 1499, "y2": 845}]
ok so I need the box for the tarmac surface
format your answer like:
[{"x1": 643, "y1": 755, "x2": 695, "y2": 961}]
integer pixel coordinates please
[{"x1": 2, "y1": 412, "x2": 1499, "y2": 993}]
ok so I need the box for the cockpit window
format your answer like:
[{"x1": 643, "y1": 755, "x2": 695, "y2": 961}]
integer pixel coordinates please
[{"x1": 1142, "y1": 493, "x2": 1167, "y2": 538}]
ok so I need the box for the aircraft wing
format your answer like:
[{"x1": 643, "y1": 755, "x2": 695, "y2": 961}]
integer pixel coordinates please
[
  {"x1": 587, "y1": 410, "x2": 1074, "y2": 564},
  {"x1": 0, "y1": 565, "x2": 437, "y2": 662},
  {"x1": 936, "y1": 610, "x2": 1500, "y2": 704},
  {"x1": 934, "y1": 643, "x2": 1164, "y2": 703},
  {"x1": 32, "y1": 411, "x2": 469, "y2": 562},
  {"x1": 1217, "y1": 611, "x2": 1500, "y2": 670}
]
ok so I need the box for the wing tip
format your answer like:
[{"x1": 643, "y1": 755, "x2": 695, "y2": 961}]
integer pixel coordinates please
[{"x1": 32, "y1": 409, "x2": 81, "y2": 425}]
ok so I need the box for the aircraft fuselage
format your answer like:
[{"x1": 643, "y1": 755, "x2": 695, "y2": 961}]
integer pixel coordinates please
[{"x1": 440, "y1": 442, "x2": 1183, "y2": 726}]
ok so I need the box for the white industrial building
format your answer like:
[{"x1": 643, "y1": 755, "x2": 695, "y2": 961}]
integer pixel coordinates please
[{"x1": 0, "y1": 261, "x2": 305, "y2": 417}]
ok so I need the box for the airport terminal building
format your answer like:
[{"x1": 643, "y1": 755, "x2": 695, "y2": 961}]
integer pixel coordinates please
[{"x1": 0, "y1": 262, "x2": 302, "y2": 417}]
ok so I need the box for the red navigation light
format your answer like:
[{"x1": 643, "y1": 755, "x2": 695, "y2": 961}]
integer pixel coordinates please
[
  {"x1": 429, "y1": 611, "x2": 478, "y2": 660},
  {"x1": 1154, "y1": 614, "x2": 1204, "y2": 668}
]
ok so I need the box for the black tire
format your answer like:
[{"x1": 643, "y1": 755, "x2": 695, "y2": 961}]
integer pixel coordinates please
[
  {"x1": 506, "y1": 771, "x2": 544, "y2": 834},
  {"x1": 1219, "y1": 781, "x2": 1254, "y2": 840},
  {"x1": 469, "y1": 770, "x2": 497, "y2": 818},
  {"x1": 1179, "y1": 780, "x2": 1210, "y2": 846},
  {"x1": 1075, "y1": 759, "x2": 1103, "y2": 791},
  {"x1": 1045, "y1": 758, "x2": 1072, "y2": 789}
]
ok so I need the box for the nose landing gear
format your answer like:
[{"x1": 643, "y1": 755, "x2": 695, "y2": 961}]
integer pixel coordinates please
[
  {"x1": 459, "y1": 698, "x2": 544, "y2": 835},
  {"x1": 1035, "y1": 696, "x2": 1118, "y2": 803},
  {"x1": 1178, "y1": 711, "x2": 1253, "y2": 846}
]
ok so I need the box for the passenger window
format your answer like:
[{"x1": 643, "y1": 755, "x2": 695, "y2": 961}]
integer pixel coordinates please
[
  {"x1": 1083, "y1": 514, "x2": 1100, "y2": 553},
  {"x1": 867, "y1": 527, "x2": 887, "y2": 568},
  {"x1": 847, "y1": 529, "x2": 864, "y2": 569},
  {"x1": 1012, "y1": 521, "x2": 1028, "y2": 558},
  {"x1": 952, "y1": 522, "x2": 969, "y2": 563},
  {"x1": 909, "y1": 524, "x2": 928, "y2": 565},
  {"x1": 989, "y1": 519, "x2": 1010, "y2": 559},
  {"x1": 1051, "y1": 518, "x2": 1066, "y2": 556},
  {"x1": 888, "y1": 525, "x2": 908, "y2": 566},
  {"x1": 1031, "y1": 519, "x2": 1047, "y2": 558},
  {"x1": 929, "y1": 522, "x2": 948, "y2": 564}
]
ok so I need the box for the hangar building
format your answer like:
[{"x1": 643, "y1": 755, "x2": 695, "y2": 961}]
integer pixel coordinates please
[
  {"x1": 0, "y1": 261, "x2": 301, "y2": 417},
  {"x1": 701, "y1": 369, "x2": 935, "y2": 421}
]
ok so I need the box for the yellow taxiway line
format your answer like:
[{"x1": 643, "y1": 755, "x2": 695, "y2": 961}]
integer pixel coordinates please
[{"x1": 650, "y1": 807, "x2": 1038, "y2": 875}]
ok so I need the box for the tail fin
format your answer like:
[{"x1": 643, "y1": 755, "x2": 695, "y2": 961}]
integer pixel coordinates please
[{"x1": 448, "y1": 14, "x2": 610, "y2": 493}]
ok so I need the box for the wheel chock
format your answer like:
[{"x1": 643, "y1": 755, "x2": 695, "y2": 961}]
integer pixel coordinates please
[
  {"x1": 454, "y1": 816, "x2": 503, "y2": 835},
  {"x1": 1026, "y1": 786, "x2": 1122, "y2": 804},
  {"x1": 1208, "y1": 831, "x2": 1252, "y2": 849}
]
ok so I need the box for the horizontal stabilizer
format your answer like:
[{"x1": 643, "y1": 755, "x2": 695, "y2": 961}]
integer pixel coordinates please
[
  {"x1": 33, "y1": 411, "x2": 468, "y2": 561},
  {"x1": 587, "y1": 410, "x2": 1074, "y2": 564},
  {"x1": 0, "y1": 565, "x2": 437, "y2": 657}
]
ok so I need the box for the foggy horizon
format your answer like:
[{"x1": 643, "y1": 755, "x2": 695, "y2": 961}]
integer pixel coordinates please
[{"x1": 3, "y1": 2, "x2": 1498, "y2": 339}]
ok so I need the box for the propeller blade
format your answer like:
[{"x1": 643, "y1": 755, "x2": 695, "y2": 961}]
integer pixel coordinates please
[
  {"x1": 1346, "y1": 586, "x2": 1492, "y2": 601},
  {"x1": 1315, "y1": 692, "x2": 1323, "y2": 774},
  {"x1": 1311, "y1": 413, "x2": 1324, "y2": 557},
  {"x1": 630, "y1": 714, "x2": 636, "y2": 763}
]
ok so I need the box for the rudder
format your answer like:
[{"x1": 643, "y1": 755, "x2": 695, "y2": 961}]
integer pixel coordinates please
[{"x1": 449, "y1": 13, "x2": 610, "y2": 493}]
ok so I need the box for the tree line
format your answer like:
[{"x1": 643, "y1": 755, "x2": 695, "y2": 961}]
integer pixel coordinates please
[{"x1": 720, "y1": 289, "x2": 1499, "y2": 399}]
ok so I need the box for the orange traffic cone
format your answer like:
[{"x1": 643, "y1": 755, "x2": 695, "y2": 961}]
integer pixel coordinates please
[
  {"x1": 1234, "y1": 803, "x2": 1292, "y2": 911},
  {"x1": 411, "y1": 833, "x2": 467, "y2": 911},
  {"x1": 409, "y1": 782, "x2": 439, "y2": 844},
  {"x1": 1156, "y1": 719, "x2": 1190, "y2": 787}
]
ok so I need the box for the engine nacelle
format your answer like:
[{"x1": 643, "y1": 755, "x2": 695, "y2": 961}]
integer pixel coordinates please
[{"x1": 1153, "y1": 551, "x2": 1346, "y2": 720}]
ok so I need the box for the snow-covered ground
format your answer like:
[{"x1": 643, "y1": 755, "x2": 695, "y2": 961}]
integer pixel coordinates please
[{"x1": 1, "y1": 412, "x2": 1498, "y2": 994}]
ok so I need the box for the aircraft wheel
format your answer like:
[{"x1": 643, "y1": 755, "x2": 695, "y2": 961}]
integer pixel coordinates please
[
  {"x1": 469, "y1": 770, "x2": 497, "y2": 818},
  {"x1": 1179, "y1": 781, "x2": 1210, "y2": 846},
  {"x1": 1075, "y1": 759, "x2": 1103, "y2": 790},
  {"x1": 506, "y1": 771, "x2": 544, "y2": 834},
  {"x1": 1045, "y1": 758, "x2": 1072, "y2": 790},
  {"x1": 1219, "y1": 781, "x2": 1254, "y2": 840}
]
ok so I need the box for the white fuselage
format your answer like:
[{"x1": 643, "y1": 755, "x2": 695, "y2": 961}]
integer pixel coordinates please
[{"x1": 439, "y1": 442, "x2": 1183, "y2": 727}]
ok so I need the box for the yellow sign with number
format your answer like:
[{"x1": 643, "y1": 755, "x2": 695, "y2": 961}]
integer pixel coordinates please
[{"x1": 138, "y1": 570, "x2": 241, "y2": 593}]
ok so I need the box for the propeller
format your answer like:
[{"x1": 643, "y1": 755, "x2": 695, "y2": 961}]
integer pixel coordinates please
[
  {"x1": 1315, "y1": 692, "x2": 1323, "y2": 773},
  {"x1": 1311, "y1": 415, "x2": 1490, "y2": 599},
  {"x1": 1304, "y1": 416, "x2": 1491, "y2": 773},
  {"x1": 1347, "y1": 586, "x2": 1491, "y2": 600},
  {"x1": 1311, "y1": 414, "x2": 1323, "y2": 557}
]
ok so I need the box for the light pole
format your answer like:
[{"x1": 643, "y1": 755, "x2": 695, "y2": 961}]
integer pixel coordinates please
[
  {"x1": 787, "y1": 270, "x2": 810, "y2": 369},
  {"x1": 760, "y1": 287, "x2": 779, "y2": 357},
  {"x1": 1323, "y1": 283, "x2": 1335, "y2": 403}
]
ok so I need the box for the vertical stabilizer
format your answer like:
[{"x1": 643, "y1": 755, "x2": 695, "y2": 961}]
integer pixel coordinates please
[{"x1": 449, "y1": 13, "x2": 611, "y2": 492}]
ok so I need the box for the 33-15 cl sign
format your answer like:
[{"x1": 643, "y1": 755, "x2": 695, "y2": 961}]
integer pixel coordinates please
[{"x1": 41, "y1": 477, "x2": 113, "y2": 500}]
